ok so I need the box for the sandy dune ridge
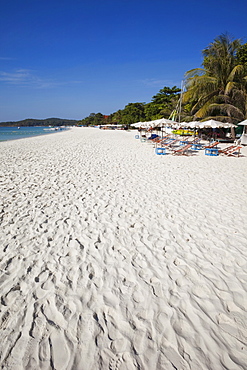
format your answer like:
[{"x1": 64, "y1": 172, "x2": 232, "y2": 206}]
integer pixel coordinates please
[{"x1": 0, "y1": 128, "x2": 247, "y2": 369}]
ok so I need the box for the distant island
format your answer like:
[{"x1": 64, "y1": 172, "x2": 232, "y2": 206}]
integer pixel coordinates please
[{"x1": 0, "y1": 118, "x2": 79, "y2": 127}]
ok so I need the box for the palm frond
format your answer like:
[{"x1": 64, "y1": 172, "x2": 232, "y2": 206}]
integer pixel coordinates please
[
  {"x1": 184, "y1": 68, "x2": 205, "y2": 79},
  {"x1": 190, "y1": 90, "x2": 219, "y2": 114},
  {"x1": 215, "y1": 94, "x2": 231, "y2": 104},
  {"x1": 184, "y1": 77, "x2": 218, "y2": 104},
  {"x1": 228, "y1": 64, "x2": 245, "y2": 80},
  {"x1": 201, "y1": 115, "x2": 234, "y2": 122},
  {"x1": 225, "y1": 81, "x2": 237, "y2": 95},
  {"x1": 194, "y1": 101, "x2": 213, "y2": 118},
  {"x1": 183, "y1": 34, "x2": 246, "y2": 122},
  {"x1": 182, "y1": 90, "x2": 194, "y2": 104},
  {"x1": 208, "y1": 103, "x2": 244, "y2": 120}
]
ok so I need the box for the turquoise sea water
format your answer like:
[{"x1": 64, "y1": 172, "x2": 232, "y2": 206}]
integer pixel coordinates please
[{"x1": 0, "y1": 126, "x2": 69, "y2": 142}]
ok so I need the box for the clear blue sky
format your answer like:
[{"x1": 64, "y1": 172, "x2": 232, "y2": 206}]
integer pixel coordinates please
[{"x1": 0, "y1": 0, "x2": 246, "y2": 122}]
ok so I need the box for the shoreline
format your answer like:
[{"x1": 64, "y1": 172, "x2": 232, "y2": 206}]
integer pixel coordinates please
[
  {"x1": 0, "y1": 126, "x2": 71, "y2": 142},
  {"x1": 1, "y1": 127, "x2": 247, "y2": 369}
]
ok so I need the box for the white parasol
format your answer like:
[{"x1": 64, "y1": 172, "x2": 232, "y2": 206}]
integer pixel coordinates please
[
  {"x1": 238, "y1": 119, "x2": 247, "y2": 144},
  {"x1": 185, "y1": 119, "x2": 236, "y2": 129}
]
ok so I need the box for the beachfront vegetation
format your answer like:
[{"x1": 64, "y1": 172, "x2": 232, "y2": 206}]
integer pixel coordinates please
[
  {"x1": 78, "y1": 34, "x2": 247, "y2": 127},
  {"x1": 78, "y1": 113, "x2": 106, "y2": 126},
  {"x1": 183, "y1": 34, "x2": 247, "y2": 123},
  {"x1": 236, "y1": 42, "x2": 247, "y2": 65},
  {"x1": 111, "y1": 103, "x2": 146, "y2": 125},
  {"x1": 78, "y1": 86, "x2": 181, "y2": 127}
]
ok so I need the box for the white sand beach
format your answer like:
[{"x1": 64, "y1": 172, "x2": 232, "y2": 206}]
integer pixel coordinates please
[{"x1": 0, "y1": 127, "x2": 247, "y2": 370}]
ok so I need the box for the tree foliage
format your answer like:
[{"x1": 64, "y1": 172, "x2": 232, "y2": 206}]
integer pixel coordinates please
[
  {"x1": 78, "y1": 34, "x2": 247, "y2": 127},
  {"x1": 116, "y1": 103, "x2": 146, "y2": 125},
  {"x1": 236, "y1": 43, "x2": 247, "y2": 65},
  {"x1": 79, "y1": 87, "x2": 181, "y2": 126},
  {"x1": 183, "y1": 33, "x2": 247, "y2": 123},
  {"x1": 77, "y1": 113, "x2": 105, "y2": 126}
]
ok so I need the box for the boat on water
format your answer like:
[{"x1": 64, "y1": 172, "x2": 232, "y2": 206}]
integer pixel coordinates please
[{"x1": 44, "y1": 127, "x2": 58, "y2": 131}]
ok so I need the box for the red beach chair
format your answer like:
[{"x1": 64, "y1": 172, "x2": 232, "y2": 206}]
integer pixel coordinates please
[
  {"x1": 222, "y1": 146, "x2": 242, "y2": 157},
  {"x1": 218, "y1": 145, "x2": 235, "y2": 154},
  {"x1": 171, "y1": 144, "x2": 193, "y2": 156},
  {"x1": 204, "y1": 141, "x2": 220, "y2": 149}
]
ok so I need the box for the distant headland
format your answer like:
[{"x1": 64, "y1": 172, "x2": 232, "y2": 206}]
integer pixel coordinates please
[{"x1": 0, "y1": 118, "x2": 78, "y2": 127}]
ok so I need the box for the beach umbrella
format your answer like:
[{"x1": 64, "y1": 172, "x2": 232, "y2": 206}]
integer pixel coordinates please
[
  {"x1": 181, "y1": 120, "x2": 237, "y2": 129},
  {"x1": 131, "y1": 122, "x2": 150, "y2": 129},
  {"x1": 198, "y1": 119, "x2": 236, "y2": 129},
  {"x1": 200, "y1": 120, "x2": 237, "y2": 140},
  {"x1": 238, "y1": 119, "x2": 247, "y2": 144},
  {"x1": 238, "y1": 119, "x2": 247, "y2": 125},
  {"x1": 141, "y1": 122, "x2": 154, "y2": 129},
  {"x1": 151, "y1": 118, "x2": 178, "y2": 138},
  {"x1": 184, "y1": 120, "x2": 237, "y2": 139},
  {"x1": 151, "y1": 118, "x2": 178, "y2": 128},
  {"x1": 130, "y1": 122, "x2": 143, "y2": 128},
  {"x1": 184, "y1": 120, "x2": 235, "y2": 128},
  {"x1": 184, "y1": 121, "x2": 199, "y2": 128},
  {"x1": 179, "y1": 121, "x2": 190, "y2": 127},
  {"x1": 238, "y1": 119, "x2": 247, "y2": 135},
  {"x1": 238, "y1": 119, "x2": 247, "y2": 132}
]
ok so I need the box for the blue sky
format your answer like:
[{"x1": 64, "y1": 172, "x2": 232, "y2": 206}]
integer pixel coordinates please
[{"x1": 0, "y1": 0, "x2": 246, "y2": 122}]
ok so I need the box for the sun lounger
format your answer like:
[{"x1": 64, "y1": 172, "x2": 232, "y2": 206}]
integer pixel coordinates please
[
  {"x1": 155, "y1": 139, "x2": 179, "y2": 154},
  {"x1": 171, "y1": 144, "x2": 193, "y2": 156},
  {"x1": 188, "y1": 138, "x2": 203, "y2": 150},
  {"x1": 222, "y1": 146, "x2": 242, "y2": 157},
  {"x1": 160, "y1": 139, "x2": 179, "y2": 148},
  {"x1": 204, "y1": 141, "x2": 219, "y2": 149},
  {"x1": 153, "y1": 135, "x2": 172, "y2": 145},
  {"x1": 218, "y1": 145, "x2": 235, "y2": 154},
  {"x1": 192, "y1": 142, "x2": 203, "y2": 150},
  {"x1": 147, "y1": 134, "x2": 160, "y2": 142},
  {"x1": 179, "y1": 136, "x2": 192, "y2": 144}
]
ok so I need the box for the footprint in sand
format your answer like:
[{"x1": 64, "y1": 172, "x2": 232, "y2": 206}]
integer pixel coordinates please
[
  {"x1": 150, "y1": 277, "x2": 163, "y2": 298},
  {"x1": 132, "y1": 289, "x2": 145, "y2": 303},
  {"x1": 39, "y1": 336, "x2": 51, "y2": 366},
  {"x1": 100, "y1": 348, "x2": 123, "y2": 370},
  {"x1": 110, "y1": 338, "x2": 128, "y2": 353},
  {"x1": 49, "y1": 330, "x2": 71, "y2": 370},
  {"x1": 87, "y1": 263, "x2": 96, "y2": 280}
]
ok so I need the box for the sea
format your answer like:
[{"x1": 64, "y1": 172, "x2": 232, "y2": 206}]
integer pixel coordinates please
[{"x1": 0, "y1": 126, "x2": 69, "y2": 142}]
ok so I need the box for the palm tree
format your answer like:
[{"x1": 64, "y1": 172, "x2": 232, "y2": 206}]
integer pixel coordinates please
[{"x1": 183, "y1": 34, "x2": 247, "y2": 124}]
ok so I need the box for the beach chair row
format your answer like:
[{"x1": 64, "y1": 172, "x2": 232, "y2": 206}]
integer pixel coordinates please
[
  {"x1": 154, "y1": 141, "x2": 242, "y2": 157},
  {"x1": 202, "y1": 142, "x2": 242, "y2": 157},
  {"x1": 136, "y1": 134, "x2": 242, "y2": 157},
  {"x1": 146, "y1": 134, "x2": 203, "y2": 156}
]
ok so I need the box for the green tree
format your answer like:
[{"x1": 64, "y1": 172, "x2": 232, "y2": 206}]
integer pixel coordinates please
[
  {"x1": 110, "y1": 110, "x2": 123, "y2": 124},
  {"x1": 144, "y1": 102, "x2": 162, "y2": 121},
  {"x1": 236, "y1": 43, "x2": 247, "y2": 65},
  {"x1": 78, "y1": 112, "x2": 104, "y2": 126},
  {"x1": 183, "y1": 34, "x2": 247, "y2": 123},
  {"x1": 151, "y1": 86, "x2": 181, "y2": 119},
  {"x1": 118, "y1": 103, "x2": 146, "y2": 126}
]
